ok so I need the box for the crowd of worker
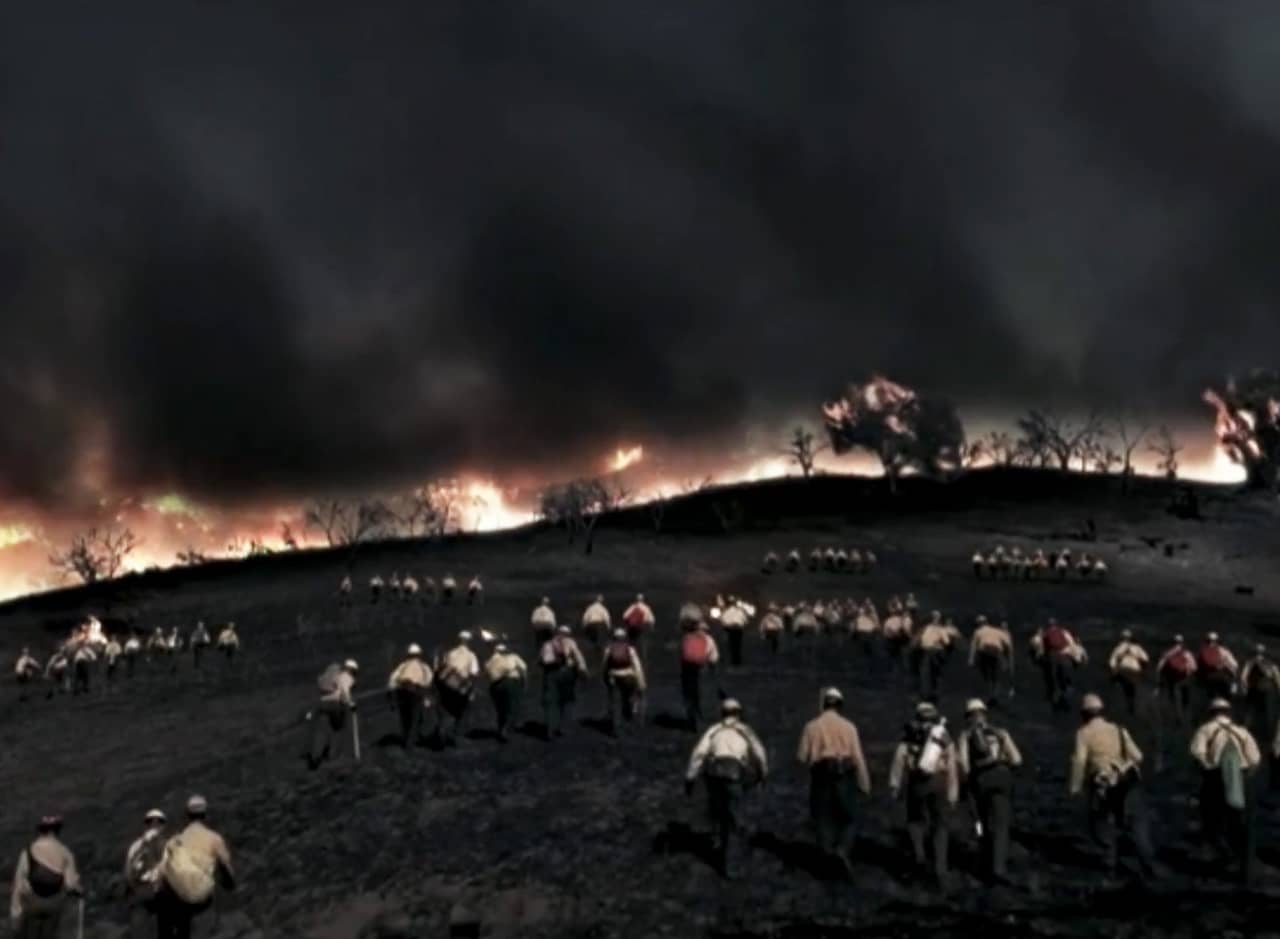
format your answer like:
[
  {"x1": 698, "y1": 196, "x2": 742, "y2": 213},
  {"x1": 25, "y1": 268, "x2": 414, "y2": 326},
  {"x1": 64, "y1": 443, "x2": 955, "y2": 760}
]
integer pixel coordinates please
[
  {"x1": 13, "y1": 580, "x2": 1280, "y2": 934},
  {"x1": 13, "y1": 618, "x2": 241, "y2": 701},
  {"x1": 971, "y1": 545, "x2": 1109, "y2": 582},
  {"x1": 340, "y1": 573, "x2": 485, "y2": 607},
  {"x1": 760, "y1": 547, "x2": 880, "y2": 575}
]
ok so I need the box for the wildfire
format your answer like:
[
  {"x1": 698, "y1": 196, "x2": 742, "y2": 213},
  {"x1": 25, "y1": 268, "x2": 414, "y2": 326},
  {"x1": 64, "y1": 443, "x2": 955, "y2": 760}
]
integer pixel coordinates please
[
  {"x1": 458, "y1": 480, "x2": 536, "y2": 532},
  {"x1": 823, "y1": 375, "x2": 920, "y2": 439},
  {"x1": 609, "y1": 445, "x2": 644, "y2": 473},
  {"x1": 1203, "y1": 389, "x2": 1263, "y2": 462}
]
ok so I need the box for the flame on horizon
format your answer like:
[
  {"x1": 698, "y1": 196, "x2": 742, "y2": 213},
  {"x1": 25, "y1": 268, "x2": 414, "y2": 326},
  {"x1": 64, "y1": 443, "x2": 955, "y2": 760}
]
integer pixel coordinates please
[{"x1": 609, "y1": 445, "x2": 645, "y2": 473}]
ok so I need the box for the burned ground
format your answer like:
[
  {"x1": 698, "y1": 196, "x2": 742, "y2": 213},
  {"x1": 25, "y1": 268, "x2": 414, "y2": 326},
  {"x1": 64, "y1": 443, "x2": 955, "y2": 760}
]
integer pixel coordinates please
[{"x1": 3, "y1": 473, "x2": 1280, "y2": 938}]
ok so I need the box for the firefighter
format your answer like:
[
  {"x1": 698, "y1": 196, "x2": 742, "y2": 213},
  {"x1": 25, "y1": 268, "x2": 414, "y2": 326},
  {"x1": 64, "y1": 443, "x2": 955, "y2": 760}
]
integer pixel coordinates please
[
  {"x1": 435, "y1": 633, "x2": 480, "y2": 746},
  {"x1": 189, "y1": 622, "x2": 211, "y2": 670},
  {"x1": 531, "y1": 597, "x2": 557, "y2": 647},
  {"x1": 1190, "y1": 698, "x2": 1261, "y2": 884},
  {"x1": 467, "y1": 574, "x2": 484, "y2": 606},
  {"x1": 679, "y1": 612, "x2": 720, "y2": 732},
  {"x1": 539, "y1": 625, "x2": 589, "y2": 739},
  {"x1": 1031, "y1": 618, "x2": 1084, "y2": 711},
  {"x1": 216, "y1": 623, "x2": 239, "y2": 663},
  {"x1": 484, "y1": 643, "x2": 527, "y2": 741},
  {"x1": 1157, "y1": 635, "x2": 1197, "y2": 727},
  {"x1": 1240, "y1": 644, "x2": 1280, "y2": 748},
  {"x1": 1197, "y1": 633, "x2": 1239, "y2": 706},
  {"x1": 1108, "y1": 630, "x2": 1149, "y2": 716},
  {"x1": 10, "y1": 815, "x2": 82, "y2": 938},
  {"x1": 761, "y1": 551, "x2": 780, "y2": 574},
  {"x1": 369, "y1": 574, "x2": 384, "y2": 604},
  {"x1": 124, "y1": 634, "x2": 142, "y2": 677},
  {"x1": 71, "y1": 642, "x2": 95, "y2": 695},
  {"x1": 785, "y1": 549, "x2": 802, "y2": 573},
  {"x1": 581, "y1": 595, "x2": 612, "y2": 645},
  {"x1": 912, "y1": 612, "x2": 956, "y2": 700},
  {"x1": 957, "y1": 699, "x2": 1022, "y2": 884},
  {"x1": 308, "y1": 660, "x2": 358, "y2": 769},
  {"x1": 759, "y1": 603, "x2": 785, "y2": 656},
  {"x1": 440, "y1": 573, "x2": 457, "y2": 603},
  {"x1": 103, "y1": 635, "x2": 122, "y2": 685},
  {"x1": 684, "y1": 698, "x2": 768, "y2": 879},
  {"x1": 1068, "y1": 694, "x2": 1156, "y2": 881},
  {"x1": 889, "y1": 701, "x2": 959, "y2": 887},
  {"x1": 796, "y1": 687, "x2": 870, "y2": 878},
  {"x1": 386, "y1": 644, "x2": 433, "y2": 748},
  {"x1": 969, "y1": 617, "x2": 1014, "y2": 704},
  {"x1": 621, "y1": 593, "x2": 656, "y2": 655},
  {"x1": 719, "y1": 599, "x2": 749, "y2": 667},
  {"x1": 852, "y1": 600, "x2": 881, "y2": 658},
  {"x1": 602, "y1": 629, "x2": 646, "y2": 734},
  {"x1": 14, "y1": 648, "x2": 40, "y2": 702},
  {"x1": 337, "y1": 573, "x2": 353, "y2": 607}
]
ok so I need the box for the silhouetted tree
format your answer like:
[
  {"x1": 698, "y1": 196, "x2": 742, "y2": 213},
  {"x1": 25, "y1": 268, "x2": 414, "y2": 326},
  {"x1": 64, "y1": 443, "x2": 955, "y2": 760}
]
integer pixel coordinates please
[
  {"x1": 1148, "y1": 425, "x2": 1184, "y2": 480},
  {"x1": 980, "y1": 431, "x2": 1019, "y2": 467},
  {"x1": 279, "y1": 522, "x2": 299, "y2": 550},
  {"x1": 303, "y1": 498, "x2": 393, "y2": 546},
  {"x1": 49, "y1": 527, "x2": 139, "y2": 584},
  {"x1": 782, "y1": 426, "x2": 827, "y2": 477},
  {"x1": 540, "y1": 478, "x2": 626, "y2": 554},
  {"x1": 1110, "y1": 413, "x2": 1150, "y2": 491},
  {"x1": 1203, "y1": 370, "x2": 1280, "y2": 489},
  {"x1": 1016, "y1": 409, "x2": 1103, "y2": 471},
  {"x1": 822, "y1": 377, "x2": 966, "y2": 492}
]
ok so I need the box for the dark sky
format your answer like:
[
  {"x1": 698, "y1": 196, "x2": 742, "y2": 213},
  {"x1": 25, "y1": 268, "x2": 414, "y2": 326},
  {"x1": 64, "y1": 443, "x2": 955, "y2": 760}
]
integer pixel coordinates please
[{"x1": 2, "y1": 1, "x2": 1275, "y2": 509}]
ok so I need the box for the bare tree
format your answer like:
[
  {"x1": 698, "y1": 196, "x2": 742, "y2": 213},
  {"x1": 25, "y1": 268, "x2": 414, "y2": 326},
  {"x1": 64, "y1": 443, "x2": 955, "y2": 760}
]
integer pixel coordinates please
[
  {"x1": 279, "y1": 522, "x2": 299, "y2": 550},
  {"x1": 49, "y1": 527, "x2": 139, "y2": 585},
  {"x1": 1016, "y1": 409, "x2": 1103, "y2": 472},
  {"x1": 304, "y1": 497, "x2": 394, "y2": 547},
  {"x1": 781, "y1": 426, "x2": 827, "y2": 477},
  {"x1": 961, "y1": 439, "x2": 986, "y2": 469},
  {"x1": 1111, "y1": 413, "x2": 1151, "y2": 488},
  {"x1": 679, "y1": 476, "x2": 714, "y2": 495},
  {"x1": 980, "y1": 431, "x2": 1019, "y2": 467},
  {"x1": 539, "y1": 478, "x2": 624, "y2": 554},
  {"x1": 1148, "y1": 425, "x2": 1184, "y2": 480},
  {"x1": 304, "y1": 499, "x2": 348, "y2": 547}
]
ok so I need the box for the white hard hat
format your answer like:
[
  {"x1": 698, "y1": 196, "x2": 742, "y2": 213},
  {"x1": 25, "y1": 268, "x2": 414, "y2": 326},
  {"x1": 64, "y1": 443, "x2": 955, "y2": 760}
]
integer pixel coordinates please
[
  {"x1": 186, "y1": 795, "x2": 208, "y2": 815},
  {"x1": 965, "y1": 698, "x2": 987, "y2": 715},
  {"x1": 821, "y1": 687, "x2": 843, "y2": 705},
  {"x1": 556, "y1": 624, "x2": 571, "y2": 635},
  {"x1": 613, "y1": 628, "x2": 626, "y2": 640},
  {"x1": 1209, "y1": 697, "x2": 1232, "y2": 712},
  {"x1": 1080, "y1": 693, "x2": 1104, "y2": 713},
  {"x1": 1208, "y1": 632, "x2": 1220, "y2": 642},
  {"x1": 721, "y1": 698, "x2": 742, "y2": 715},
  {"x1": 144, "y1": 808, "x2": 167, "y2": 824},
  {"x1": 407, "y1": 643, "x2": 422, "y2": 656},
  {"x1": 343, "y1": 659, "x2": 359, "y2": 672}
]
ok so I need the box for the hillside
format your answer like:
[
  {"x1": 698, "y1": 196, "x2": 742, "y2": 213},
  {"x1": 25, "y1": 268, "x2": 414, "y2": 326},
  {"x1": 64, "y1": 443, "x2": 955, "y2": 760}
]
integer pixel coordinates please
[{"x1": 2, "y1": 470, "x2": 1279, "y2": 938}]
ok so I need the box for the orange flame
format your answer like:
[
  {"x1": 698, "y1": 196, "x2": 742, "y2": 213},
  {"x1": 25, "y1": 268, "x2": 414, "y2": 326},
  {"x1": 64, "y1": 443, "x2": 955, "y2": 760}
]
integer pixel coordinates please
[{"x1": 609, "y1": 445, "x2": 644, "y2": 473}]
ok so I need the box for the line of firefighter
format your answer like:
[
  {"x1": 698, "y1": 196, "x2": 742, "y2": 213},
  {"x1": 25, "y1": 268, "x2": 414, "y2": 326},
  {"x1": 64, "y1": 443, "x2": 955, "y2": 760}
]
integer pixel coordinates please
[
  {"x1": 760, "y1": 546, "x2": 881, "y2": 574},
  {"x1": 338, "y1": 572, "x2": 484, "y2": 606},
  {"x1": 13, "y1": 622, "x2": 241, "y2": 700}
]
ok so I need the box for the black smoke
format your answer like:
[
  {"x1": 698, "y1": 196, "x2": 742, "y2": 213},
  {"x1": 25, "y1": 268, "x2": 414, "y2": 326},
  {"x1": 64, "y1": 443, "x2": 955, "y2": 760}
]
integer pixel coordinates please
[{"x1": 2, "y1": 1, "x2": 1278, "y2": 507}]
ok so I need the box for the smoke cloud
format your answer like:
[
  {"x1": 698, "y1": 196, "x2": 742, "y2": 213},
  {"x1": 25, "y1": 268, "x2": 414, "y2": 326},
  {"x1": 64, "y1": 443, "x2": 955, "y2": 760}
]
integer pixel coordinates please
[{"x1": 2, "y1": 1, "x2": 1278, "y2": 510}]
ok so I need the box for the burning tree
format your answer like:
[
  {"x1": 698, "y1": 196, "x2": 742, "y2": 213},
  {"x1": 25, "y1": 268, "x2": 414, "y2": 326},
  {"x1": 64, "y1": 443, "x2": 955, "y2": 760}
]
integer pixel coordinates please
[
  {"x1": 304, "y1": 498, "x2": 395, "y2": 547},
  {"x1": 1204, "y1": 371, "x2": 1280, "y2": 489},
  {"x1": 781, "y1": 426, "x2": 827, "y2": 477},
  {"x1": 539, "y1": 478, "x2": 628, "y2": 554},
  {"x1": 822, "y1": 376, "x2": 966, "y2": 491},
  {"x1": 1148, "y1": 425, "x2": 1183, "y2": 480},
  {"x1": 49, "y1": 527, "x2": 139, "y2": 584}
]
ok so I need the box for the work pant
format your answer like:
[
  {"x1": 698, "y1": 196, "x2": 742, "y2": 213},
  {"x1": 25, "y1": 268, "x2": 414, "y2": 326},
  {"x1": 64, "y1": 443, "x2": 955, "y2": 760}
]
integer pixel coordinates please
[
  {"x1": 17, "y1": 673, "x2": 31, "y2": 701},
  {"x1": 1161, "y1": 674, "x2": 1193, "y2": 725},
  {"x1": 606, "y1": 675, "x2": 640, "y2": 730},
  {"x1": 886, "y1": 635, "x2": 909, "y2": 672},
  {"x1": 905, "y1": 775, "x2": 951, "y2": 882},
  {"x1": 704, "y1": 774, "x2": 745, "y2": 877},
  {"x1": 971, "y1": 764, "x2": 1013, "y2": 879},
  {"x1": 490, "y1": 677, "x2": 522, "y2": 739},
  {"x1": 437, "y1": 684, "x2": 471, "y2": 744},
  {"x1": 1246, "y1": 685, "x2": 1277, "y2": 747},
  {"x1": 308, "y1": 700, "x2": 349, "y2": 767},
  {"x1": 855, "y1": 632, "x2": 878, "y2": 660},
  {"x1": 582, "y1": 623, "x2": 603, "y2": 646},
  {"x1": 222, "y1": 646, "x2": 236, "y2": 663},
  {"x1": 542, "y1": 667, "x2": 578, "y2": 737},
  {"x1": 1087, "y1": 773, "x2": 1155, "y2": 877},
  {"x1": 1199, "y1": 770, "x2": 1255, "y2": 882},
  {"x1": 1113, "y1": 671, "x2": 1141, "y2": 716},
  {"x1": 106, "y1": 661, "x2": 118, "y2": 685},
  {"x1": 129, "y1": 896, "x2": 160, "y2": 939},
  {"x1": 468, "y1": 588, "x2": 481, "y2": 605},
  {"x1": 155, "y1": 888, "x2": 212, "y2": 939},
  {"x1": 918, "y1": 650, "x2": 946, "y2": 699},
  {"x1": 975, "y1": 651, "x2": 1003, "y2": 700},
  {"x1": 1043, "y1": 655, "x2": 1073, "y2": 710},
  {"x1": 764, "y1": 631, "x2": 781, "y2": 656},
  {"x1": 72, "y1": 662, "x2": 91, "y2": 695},
  {"x1": 809, "y1": 760, "x2": 859, "y2": 858},
  {"x1": 192, "y1": 644, "x2": 207, "y2": 669},
  {"x1": 725, "y1": 629, "x2": 744, "y2": 667},
  {"x1": 126, "y1": 655, "x2": 137, "y2": 677},
  {"x1": 681, "y1": 663, "x2": 708, "y2": 731},
  {"x1": 15, "y1": 907, "x2": 64, "y2": 939},
  {"x1": 393, "y1": 686, "x2": 426, "y2": 747},
  {"x1": 533, "y1": 626, "x2": 554, "y2": 649}
]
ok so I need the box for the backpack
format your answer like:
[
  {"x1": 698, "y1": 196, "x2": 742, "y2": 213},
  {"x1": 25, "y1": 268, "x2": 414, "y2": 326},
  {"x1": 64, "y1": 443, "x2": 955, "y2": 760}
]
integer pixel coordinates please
[
  {"x1": 605, "y1": 642, "x2": 632, "y2": 671},
  {"x1": 1043, "y1": 625, "x2": 1069, "y2": 654},
  {"x1": 1200, "y1": 644, "x2": 1224, "y2": 672},
  {"x1": 1219, "y1": 731, "x2": 1247, "y2": 811},
  {"x1": 26, "y1": 848, "x2": 64, "y2": 898},
  {"x1": 317, "y1": 663, "x2": 342, "y2": 695},
  {"x1": 623, "y1": 606, "x2": 649, "y2": 629},
  {"x1": 128, "y1": 834, "x2": 167, "y2": 897},
  {"x1": 540, "y1": 639, "x2": 567, "y2": 668},
  {"x1": 681, "y1": 632, "x2": 711, "y2": 667},
  {"x1": 1164, "y1": 649, "x2": 1194, "y2": 678},
  {"x1": 968, "y1": 725, "x2": 1004, "y2": 769},
  {"x1": 160, "y1": 835, "x2": 216, "y2": 905}
]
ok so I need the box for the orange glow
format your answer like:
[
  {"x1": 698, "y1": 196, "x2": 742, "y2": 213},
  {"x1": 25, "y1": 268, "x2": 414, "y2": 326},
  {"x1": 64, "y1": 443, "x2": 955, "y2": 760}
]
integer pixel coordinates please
[{"x1": 609, "y1": 445, "x2": 645, "y2": 473}]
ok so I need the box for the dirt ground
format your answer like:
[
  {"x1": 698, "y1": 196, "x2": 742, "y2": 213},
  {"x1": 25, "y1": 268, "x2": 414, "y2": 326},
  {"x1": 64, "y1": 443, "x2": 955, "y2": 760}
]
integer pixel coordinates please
[{"x1": 4, "y1": 474, "x2": 1280, "y2": 937}]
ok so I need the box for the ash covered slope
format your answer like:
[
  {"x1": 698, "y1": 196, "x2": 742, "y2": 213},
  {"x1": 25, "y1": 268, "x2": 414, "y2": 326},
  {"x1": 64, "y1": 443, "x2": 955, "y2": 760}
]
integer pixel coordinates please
[{"x1": 1, "y1": 473, "x2": 1279, "y2": 938}]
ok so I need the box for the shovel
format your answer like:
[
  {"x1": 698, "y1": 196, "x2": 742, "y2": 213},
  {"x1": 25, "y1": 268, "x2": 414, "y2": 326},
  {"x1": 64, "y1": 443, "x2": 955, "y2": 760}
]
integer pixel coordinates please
[
  {"x1": 76, "y1": 895, "x2": 84, "y2": 939},
  {"x1": 352, "y1": 710, "x2": 362, "y2": 762}
]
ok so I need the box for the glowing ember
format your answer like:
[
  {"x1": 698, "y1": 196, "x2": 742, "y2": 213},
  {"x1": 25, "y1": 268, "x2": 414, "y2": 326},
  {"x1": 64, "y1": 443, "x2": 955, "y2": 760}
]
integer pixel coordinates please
[{"x1": 609, "y1": 445, "x2": 645, "y2": 473}]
